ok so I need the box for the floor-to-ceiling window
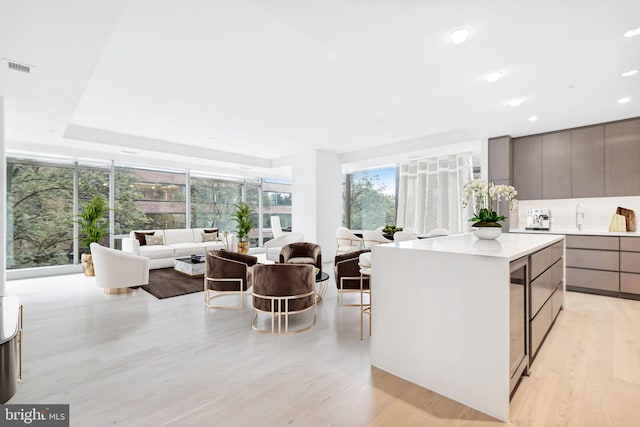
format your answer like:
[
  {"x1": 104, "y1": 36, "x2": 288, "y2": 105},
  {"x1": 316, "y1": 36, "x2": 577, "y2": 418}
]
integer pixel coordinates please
[
  {"x1": 116, "y1": 167, "x2": 186, "y2": 229},
  {"x1": 7, "y1": 154, "x2": 293, "y2": 274},
  {"x1": 190, "y1": 174, "x2": 242, "y2": 231},
  {"x1": 262, "y1": 180, "x2": 292, "y2": 243},
  {"x1": 6, "y1": 159, "x2": 74, "y2": 269},
  {"x1": 343, "y1": 166, "x2": 397, "y2": 230},
  {"x1": 244, "y1": 179, "x2": 261, "y2": 248},
  {"x1": 78, "y1": 165, "x2": 111, "y2": 255}
]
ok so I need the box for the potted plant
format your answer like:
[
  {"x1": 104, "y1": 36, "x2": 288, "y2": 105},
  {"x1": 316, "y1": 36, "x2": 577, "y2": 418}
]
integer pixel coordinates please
[
  {"x1": 77, "y1": 195, "x2": 109, "y2": 276},
  {"x1": 462, "y1": 180, "x2": 517, "y2": 239},
  {"x1": 232, "y1": 202, "x2": 254, "y2": 254}
]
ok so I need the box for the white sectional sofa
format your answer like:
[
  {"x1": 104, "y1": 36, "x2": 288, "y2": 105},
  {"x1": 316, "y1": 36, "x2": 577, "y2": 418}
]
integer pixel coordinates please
[{"x1": 122, "y1": 228, "x2": 235, "y2": 269}]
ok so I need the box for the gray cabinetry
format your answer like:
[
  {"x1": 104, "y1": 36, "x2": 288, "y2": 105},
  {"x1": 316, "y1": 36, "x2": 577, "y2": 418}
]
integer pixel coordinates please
[
  {"x1": 541, "y1": 131, "x2": 571, "y2": 199},
  {"x1": 513, "y1": 135, "x2": 542, "y2": 200},
  {"x1": 566, "y1": 235, "x2": 620, "y2": 295},
  {"x1": 507, "y1": 117, "x2": 640, "y2": 200},
  {"x1": 488, "y1": 136, "x2": 513, "y2": 183},
  {"x1": 528, "y1": 241, "x2": 564, "y2": 360},
  {"x1": 605, "y1": 119, "x2": 640, "y2": 196},
  {"x1": 620, "y1": 237, "x2": 640, "y2": 297},
  {"x1": 571, "y1": 126, "x2": 605, "y2": 198}
]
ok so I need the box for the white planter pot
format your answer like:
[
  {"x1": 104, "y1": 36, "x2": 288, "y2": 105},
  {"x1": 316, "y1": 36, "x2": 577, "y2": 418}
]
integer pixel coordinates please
[{"x1": 473, "y1": 227, "x2": 502, "y2": 240}]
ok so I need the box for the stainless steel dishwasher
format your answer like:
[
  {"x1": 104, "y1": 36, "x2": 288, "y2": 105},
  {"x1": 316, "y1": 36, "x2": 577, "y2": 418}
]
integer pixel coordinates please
[{"x1": 509, "y1": 256, "x2": 529, "y2": 397}]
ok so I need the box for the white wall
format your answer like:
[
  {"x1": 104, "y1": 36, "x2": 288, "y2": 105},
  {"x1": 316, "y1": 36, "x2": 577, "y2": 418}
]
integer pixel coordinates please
[
  {"x1": 0, "y1": 97, "x2": 6, "y2": 296},
  {"x1": 292, "y1": 150, "x2": 342, "y2": 260},
  {"x1": 515, "y1": 196, "x2": 640, "y2": 231}
]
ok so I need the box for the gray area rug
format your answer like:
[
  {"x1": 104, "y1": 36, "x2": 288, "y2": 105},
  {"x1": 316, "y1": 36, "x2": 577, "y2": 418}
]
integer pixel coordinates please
[{"x1": 140, "y1": 268, "x2": 203, "y2": 299}]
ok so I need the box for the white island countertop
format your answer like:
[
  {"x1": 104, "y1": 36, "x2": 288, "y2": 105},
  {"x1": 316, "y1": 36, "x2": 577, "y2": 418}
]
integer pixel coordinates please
[
  {"x1": 511, "y1": 228, "x2": 640, "y2": 237},
  {"x1": 389, "y1": 232, "x2": 563, "y2": 261}
]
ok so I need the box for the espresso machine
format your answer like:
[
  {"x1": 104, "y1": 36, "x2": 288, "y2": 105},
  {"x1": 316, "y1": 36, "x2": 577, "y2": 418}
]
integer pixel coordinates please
[{"x1": 526, "y1": 209, "x2": 550, "y2": 230}]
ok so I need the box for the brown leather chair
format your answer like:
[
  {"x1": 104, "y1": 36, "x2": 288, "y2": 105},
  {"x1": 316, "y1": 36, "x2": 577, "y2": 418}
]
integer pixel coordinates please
[
  {"x1": 204, "y1": 250, "x2": 258, "y2": 309},
  {"x1": 251, "y1": 264, "x2": 316, "y2": 334},
  {"x1": 333, "y1": 249, "x2": 370, "y2": 306},
  {"x1": 279, "y1": 242, "x2": 322, "y2": 273}
]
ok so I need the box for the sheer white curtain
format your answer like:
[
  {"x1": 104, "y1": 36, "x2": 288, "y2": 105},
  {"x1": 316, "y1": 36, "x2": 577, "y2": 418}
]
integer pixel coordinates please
[{"x1": 396, "y1": 153, "x2": 473, "y2": 234}]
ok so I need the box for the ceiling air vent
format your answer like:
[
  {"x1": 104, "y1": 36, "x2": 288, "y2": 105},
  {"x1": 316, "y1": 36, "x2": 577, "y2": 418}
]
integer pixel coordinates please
[{"x1": 7, "y1": 60, "x2": 31, "y2": 73}]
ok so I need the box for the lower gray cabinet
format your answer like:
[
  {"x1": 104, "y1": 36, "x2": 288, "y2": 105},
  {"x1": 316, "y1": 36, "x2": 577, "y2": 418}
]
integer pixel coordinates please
[
  {"x1": 528, "y1": 242, "x2": 564, "y2": 362},
  {"x1": 566, "y1": 235, "x2": 620, "y2": 295},
  {"x1": 621, "y1": 273, "x2": 640, "y2": 295},
  {"x1": 566, "y1": 268, "x2": 619, "y2": 293}
]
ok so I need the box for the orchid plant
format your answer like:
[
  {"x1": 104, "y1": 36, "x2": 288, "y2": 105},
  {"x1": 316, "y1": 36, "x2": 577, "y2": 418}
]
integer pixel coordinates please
[{"x1": 462, "y1": 179, "x2": 518, "y2": 227}]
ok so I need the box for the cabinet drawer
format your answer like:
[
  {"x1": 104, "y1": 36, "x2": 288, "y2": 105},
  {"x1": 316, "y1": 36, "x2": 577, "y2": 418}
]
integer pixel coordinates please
[
  {"x1": 530, "y1": 259, "x2": 563, "y2": 317},
  {"x1": 566, "y1": 267, "x2": 619, "y2": 292},
  {"x1": 621, "y1": 273, "x2": 640, "y2": 295},
  {"x1": 566, "y1": 248, "x2": 619, "y2": 271},
  {"x1": 566, "y1": 235, "x2": 619, "y2": 250},
  {"x1": 621, "y1": 252, "x2": 640, "y2": 273},
  {"x1": 531, "y1": 298, "x2": 552, "y2": 356},
  {"x1": 551, "y1": 285, "x2": 563, "y2": 319},
  {"x1": 531, "y1": 242, "x2": 562, "y2": 280},
  {"x1": 550, "y1": 241, "x2": 564, "y2": 265},
  {"x1": 621, "y1": 237, "x2": 640, "y2": 252}
]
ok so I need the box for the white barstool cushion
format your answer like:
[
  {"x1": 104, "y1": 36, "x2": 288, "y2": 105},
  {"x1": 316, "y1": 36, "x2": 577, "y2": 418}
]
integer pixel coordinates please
[{"x1": 359, "y1": 252, "x2": 372, "y2": 275}]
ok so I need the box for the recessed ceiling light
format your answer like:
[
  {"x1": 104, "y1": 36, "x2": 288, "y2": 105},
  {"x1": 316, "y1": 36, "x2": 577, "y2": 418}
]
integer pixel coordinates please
[
  {"x1": 621, "y1": 69, "x2": 638, "y2": 77},
  {"x1": 507, "y1": 98, "x2": 525, "y2": 107},
  {"x1": 617, "y1": 97, "x2": 631, "y2": 104},
  {"x1": 207, "y1": 136, "x2": 215, "y2": 140},
  {"x1": 528, "y1": 116, "x2": 539, "y2": 122},
  {"x1": 485, "y1": 71, "x2": 503, "y2": 82},
  {"x1": 450, "y1": 28, "x2": 470, "y2": 44},
  {"x1": 624, "y1": 27, "x2": 640, "y2": 38},
  {"x1": 121, "y1": 149, "x2": 139, "y2": 155}
]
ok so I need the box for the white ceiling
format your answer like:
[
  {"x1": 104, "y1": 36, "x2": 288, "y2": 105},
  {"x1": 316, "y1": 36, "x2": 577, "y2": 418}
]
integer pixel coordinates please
[{"x1": 1, "y1": 0, "x2": 639, "y2": 176}]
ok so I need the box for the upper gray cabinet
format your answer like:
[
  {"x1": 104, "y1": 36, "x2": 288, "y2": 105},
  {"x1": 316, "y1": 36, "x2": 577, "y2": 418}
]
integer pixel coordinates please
[
  {"x1": 508, "y1": 117, "x2": 640, "y2": 200},
  {"x1": 513, "y1": 135, "x2": 542, "y2": 200},
  {"x1": 541, "y1": 131, "x2": 571, "y2": 199},
  {"x1": 488, "y1": 136, "x2": 513, "y2": 183},
  {"x1": 605, "y1": 119, "x2": 640, "y2": 197},
  {"x1": 571, "y1": 126, "x2": 605, "y2": 198}
]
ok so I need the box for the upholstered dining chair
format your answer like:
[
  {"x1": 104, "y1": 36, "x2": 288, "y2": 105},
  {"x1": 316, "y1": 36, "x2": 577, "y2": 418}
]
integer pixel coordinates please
[
  {"x1": 204, "y1": 250, "x2": 258, "y2": 309},
  {"x1": 279, "y1": 242, "x2": 322, "y2": 272},
  {"x1": 359, "y1": 252, "x2": 372, "y2": 340},
  {"x1": 90, "y1": 243, "x2": 149, "y2": 294},
  {"x1": 270, "y1": 216, "x2": 284, "y2": 239},
  {"x1": 333, "y1": 249, "x2": 370, "y2": 306},
  {"x1": 336, "y1": 227, "x2": 363, "y2": 256},
  {"x1": 362, "y1": 230, "x2": 392, "y2": 248},
  {"x1": 264, "y1": 232, "x2": 305, "y2": 262},
  {"x1": 393, "y1": 231, "x2": 418, "y2": 242},
  {"x1": 251, "y1": 264, "x2": 316, "y2": 334}
]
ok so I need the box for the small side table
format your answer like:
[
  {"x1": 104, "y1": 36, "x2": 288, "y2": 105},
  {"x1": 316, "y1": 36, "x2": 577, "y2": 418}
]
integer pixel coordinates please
[
  {"x1": 315, "y1": 272, "x2": 330, "y2": 303},
  {"x1": 1, "y1": 297, "x2": 23, "y2": 403}
]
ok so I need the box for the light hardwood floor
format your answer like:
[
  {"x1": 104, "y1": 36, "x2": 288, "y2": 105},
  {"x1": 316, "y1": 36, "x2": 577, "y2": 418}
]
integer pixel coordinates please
[{"x1": 6, "y1": 270, "x2": 640, "y2": 426}]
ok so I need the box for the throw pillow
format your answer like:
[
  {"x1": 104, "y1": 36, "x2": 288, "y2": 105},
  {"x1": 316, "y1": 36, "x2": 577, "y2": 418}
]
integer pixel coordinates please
[
  {"x1": 134, "y1": 231, "x2": 155, "y2": 246},
  {"x1": 201, "y1": 232, "x2": 218, "y2": 242},
  {"x1": 203, "y1": 228, "x2": 219, "y2": 238},
  {"x1": 145, "y1": 234, "x2": 164, "y2": 246}
]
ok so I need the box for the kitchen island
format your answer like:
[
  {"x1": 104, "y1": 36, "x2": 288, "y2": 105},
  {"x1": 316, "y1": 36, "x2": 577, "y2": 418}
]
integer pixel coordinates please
[{"x1": 370, "y1": 232, "x2": 564, "y2": 422}]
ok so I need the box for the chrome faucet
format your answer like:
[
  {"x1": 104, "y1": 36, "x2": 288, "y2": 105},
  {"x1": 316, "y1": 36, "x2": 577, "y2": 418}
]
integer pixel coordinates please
[{"x1": 576, "y1": 203, "x2": 585, "y2": 231}]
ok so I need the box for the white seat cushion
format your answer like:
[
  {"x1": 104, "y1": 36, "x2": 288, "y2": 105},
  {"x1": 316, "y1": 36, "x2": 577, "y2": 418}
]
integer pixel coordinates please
[
  {"x1": 139, "y1": 245, "x2": 175, "y2": 259},
  {"x1": 164, "y1": 229, "x2": 196, "y2": 245}
]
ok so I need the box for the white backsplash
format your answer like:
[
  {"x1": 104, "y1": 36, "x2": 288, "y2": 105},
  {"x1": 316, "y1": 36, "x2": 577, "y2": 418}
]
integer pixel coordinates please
[{"x1": 513, "y1": 196, "x2": 640, "y2": 231}]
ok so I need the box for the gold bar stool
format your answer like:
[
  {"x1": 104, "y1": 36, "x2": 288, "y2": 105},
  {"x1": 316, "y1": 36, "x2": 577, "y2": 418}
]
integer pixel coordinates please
[{"x1": 358, "y1": 252, "x2": 372, "y2": 340}]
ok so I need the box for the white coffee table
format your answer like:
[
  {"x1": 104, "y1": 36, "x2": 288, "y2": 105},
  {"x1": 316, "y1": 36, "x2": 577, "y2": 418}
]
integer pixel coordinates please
[{"x1": 174, "y1": 257, "x2": 205, "y2": 278}]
